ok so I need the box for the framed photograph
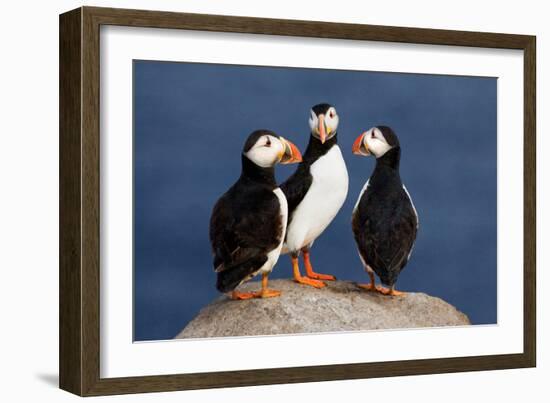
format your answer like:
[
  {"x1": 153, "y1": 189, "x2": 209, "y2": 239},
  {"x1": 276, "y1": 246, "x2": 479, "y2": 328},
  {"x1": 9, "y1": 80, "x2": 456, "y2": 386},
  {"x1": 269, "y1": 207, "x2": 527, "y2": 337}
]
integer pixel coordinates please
[{"x1": 59, "y1": 6, "x2": 536, "y2": 396}]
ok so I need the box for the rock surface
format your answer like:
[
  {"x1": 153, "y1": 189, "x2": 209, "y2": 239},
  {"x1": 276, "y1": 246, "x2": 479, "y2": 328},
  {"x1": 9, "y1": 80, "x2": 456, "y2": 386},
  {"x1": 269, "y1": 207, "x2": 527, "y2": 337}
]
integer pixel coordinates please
[{"x1": 175, "y1": 279, "x2": 470, "y2": 339}]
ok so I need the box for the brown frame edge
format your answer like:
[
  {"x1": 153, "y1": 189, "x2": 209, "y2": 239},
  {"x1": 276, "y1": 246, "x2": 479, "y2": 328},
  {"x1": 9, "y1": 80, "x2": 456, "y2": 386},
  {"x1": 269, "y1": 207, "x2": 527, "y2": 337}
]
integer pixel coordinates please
[{"x1": 59, "y1": 6, "x2": 536, "y2": 397}]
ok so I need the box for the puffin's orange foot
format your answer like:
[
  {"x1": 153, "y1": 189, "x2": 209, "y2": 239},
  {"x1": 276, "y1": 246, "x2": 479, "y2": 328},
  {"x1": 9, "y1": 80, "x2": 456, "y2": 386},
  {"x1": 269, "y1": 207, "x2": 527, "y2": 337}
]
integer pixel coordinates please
[
  {"x1": 357, "y1": 283, "x2": 389, "y2": 294},
  {"x1": 306, "y1": 272, "x2": 336, "y2": 281},
  {"x1": 301, "y1": 249, "x2": 336, "y2": 281},
  {"x1": 294, "y1": 276, "x2": 326, "y2": 288},
  {"x1": 260, "y1": 289, "x2": 282, "y2": 298},
  {"x1": 231, "y1": 291, "x2": 258, "y2": 300},
  {"x1": 380, "y1": 288, "x2": 406, "y2": 297},
  {"x1": 231, "y1": 289, "x2": 282, "y2": 300}
]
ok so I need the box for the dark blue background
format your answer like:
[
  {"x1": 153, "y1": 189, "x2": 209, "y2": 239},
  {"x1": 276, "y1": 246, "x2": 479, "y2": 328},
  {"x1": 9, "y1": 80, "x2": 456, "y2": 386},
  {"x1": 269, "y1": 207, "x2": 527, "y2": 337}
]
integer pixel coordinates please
[{"x1": 134, "y1": 60, "x2": 497, "y2": 341}]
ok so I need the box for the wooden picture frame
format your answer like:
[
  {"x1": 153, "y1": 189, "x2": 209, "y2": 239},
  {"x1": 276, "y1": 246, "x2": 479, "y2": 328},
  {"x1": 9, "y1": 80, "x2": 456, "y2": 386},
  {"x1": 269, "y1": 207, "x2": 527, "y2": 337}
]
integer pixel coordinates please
[{"x1": 59, "y1": 6, "x2": 536, "y2": 396}]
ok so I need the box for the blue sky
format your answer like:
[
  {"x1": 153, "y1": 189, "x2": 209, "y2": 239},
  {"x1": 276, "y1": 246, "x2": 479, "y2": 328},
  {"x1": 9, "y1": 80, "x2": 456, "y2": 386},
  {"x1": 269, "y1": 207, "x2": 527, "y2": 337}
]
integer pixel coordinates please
[{"x1": 133, "y1": 60, "x2": 497, "y2": 341}]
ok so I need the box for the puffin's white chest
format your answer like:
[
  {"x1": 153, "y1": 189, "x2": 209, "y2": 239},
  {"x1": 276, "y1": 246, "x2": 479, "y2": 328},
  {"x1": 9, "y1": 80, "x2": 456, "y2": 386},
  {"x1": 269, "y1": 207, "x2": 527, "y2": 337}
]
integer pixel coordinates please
[
  {"x1": 259, "y1": 187, "x2": 288, "y2": 273},
  {"x1": 284, "y1": 145, "x2": 349, "y2": 252}
]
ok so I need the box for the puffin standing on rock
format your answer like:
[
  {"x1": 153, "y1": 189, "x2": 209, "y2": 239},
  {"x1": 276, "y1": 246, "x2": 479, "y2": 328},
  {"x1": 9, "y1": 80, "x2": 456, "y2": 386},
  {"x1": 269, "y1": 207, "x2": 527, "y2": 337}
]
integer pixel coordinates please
[
  {"x1": 281, "y1": 103, "x2": 349, "y2": 288},
  {"x1": 210, "y1": 130, "x2": 302, "y2": 300},
  {"x1": 351, "y1": 126, "x2": 418, "y2": 296}
]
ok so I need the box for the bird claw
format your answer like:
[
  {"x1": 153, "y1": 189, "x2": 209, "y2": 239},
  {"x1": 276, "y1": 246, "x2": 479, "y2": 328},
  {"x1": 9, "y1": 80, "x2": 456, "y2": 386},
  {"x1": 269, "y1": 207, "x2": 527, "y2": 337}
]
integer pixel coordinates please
[
  {"x1": 231, "y1": 289, "x2": 282, "y2": 300},
  {"x1": 260, "y1": 289, "x2": 282, "y2": 298},
  {"x1": 380, "y1": 288, "x2": 406, "y2": 297},
  {"x1": 307, "y1": 272, "x2": 337, "y2": 281},
  {"x1": 294, "y1": 276, "x2": 326, "y2": 288},
  {"x1": 231, "y1": 291, "x2": 258, "y2": 300},
  {"x1": 357, "y1": 283, "x2": 390, "y2": 294}
]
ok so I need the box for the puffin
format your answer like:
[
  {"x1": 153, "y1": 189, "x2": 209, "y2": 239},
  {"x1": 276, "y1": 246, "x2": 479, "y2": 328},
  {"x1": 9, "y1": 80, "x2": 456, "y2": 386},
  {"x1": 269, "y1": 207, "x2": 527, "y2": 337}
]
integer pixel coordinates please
[
  {"x1": 351, "y1": 126, "x2": 418, "y2": 296},
  {"x1": 280, "y1": 103, "x2": 349, "y2": 288},
  {"x1": 210, "y1": 130, "x2": 302, "y2": 300}
]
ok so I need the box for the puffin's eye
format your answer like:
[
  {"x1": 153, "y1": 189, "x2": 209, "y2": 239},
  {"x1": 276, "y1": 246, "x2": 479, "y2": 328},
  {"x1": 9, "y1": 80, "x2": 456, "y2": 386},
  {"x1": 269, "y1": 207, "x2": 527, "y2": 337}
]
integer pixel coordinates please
[
  {"x1": 265, "y1": 138, "x2": 271, "y2": 147},
  {"x1": 329, "y1": 110, "x2": 335, "y2": 118}
]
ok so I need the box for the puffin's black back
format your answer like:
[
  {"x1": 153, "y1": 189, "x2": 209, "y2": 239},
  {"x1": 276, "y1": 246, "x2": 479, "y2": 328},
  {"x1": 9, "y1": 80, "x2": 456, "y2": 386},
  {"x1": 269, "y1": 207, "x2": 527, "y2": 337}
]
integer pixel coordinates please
[
  {"x1": 352, "y1": 146, "x2": 418, "y2": 286},
  {"x1": 210, "y1": 131, "x2": 284, "y2": 292}
]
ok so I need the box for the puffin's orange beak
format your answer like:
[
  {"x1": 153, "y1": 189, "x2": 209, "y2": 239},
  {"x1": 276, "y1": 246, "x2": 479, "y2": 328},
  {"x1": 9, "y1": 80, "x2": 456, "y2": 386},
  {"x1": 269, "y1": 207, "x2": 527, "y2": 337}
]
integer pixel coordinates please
[
  {"x1": 318, "y1": 114, "x2": 327, "y2": 144},
  {"x1": 352, "y1": 132, "x2": 370, "y2": 156},
  {"x1": 279, "y1": 138, "x2": 302, "y2": 164}
]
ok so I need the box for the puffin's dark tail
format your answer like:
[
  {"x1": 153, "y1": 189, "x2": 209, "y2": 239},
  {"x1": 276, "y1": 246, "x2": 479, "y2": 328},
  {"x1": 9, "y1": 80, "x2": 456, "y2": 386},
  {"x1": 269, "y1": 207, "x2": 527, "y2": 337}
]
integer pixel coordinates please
[
  {"x1": 378, "y1": 250, "x2": 408, "y2": 287},
  {"x1": 216, "y1": 257, "x2": 265, "y2": 293},
  {"x1": 378, "y1": 270, "x2": 398, "y2": 288}
]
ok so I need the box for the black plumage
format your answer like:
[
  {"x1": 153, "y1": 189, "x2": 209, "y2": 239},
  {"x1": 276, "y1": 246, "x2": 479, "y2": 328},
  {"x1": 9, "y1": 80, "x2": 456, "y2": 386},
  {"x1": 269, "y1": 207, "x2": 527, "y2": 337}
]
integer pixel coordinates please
[
  {"x1": 311, "y1": 102, "x2": 332, "y2": 116},
  {"x1": 352, "y1": 126, "x2": 418, "y2": 288},
  {"x1": 210, "y1": 131, "x2": 285, "y2": 293}
]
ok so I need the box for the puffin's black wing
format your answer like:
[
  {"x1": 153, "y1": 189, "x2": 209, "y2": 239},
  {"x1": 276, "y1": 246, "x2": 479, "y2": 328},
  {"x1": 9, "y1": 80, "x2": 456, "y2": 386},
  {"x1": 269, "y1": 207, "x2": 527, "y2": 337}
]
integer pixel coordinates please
[
  {"x1": 353, "y1": 188, "x2": 417, "y2": 286},
  {"x1": 209, "y1": 185, "x2": 283, "y2": 293},
  {"x1": 280, "y1": 164, "x2": 312, "y2": 224}
]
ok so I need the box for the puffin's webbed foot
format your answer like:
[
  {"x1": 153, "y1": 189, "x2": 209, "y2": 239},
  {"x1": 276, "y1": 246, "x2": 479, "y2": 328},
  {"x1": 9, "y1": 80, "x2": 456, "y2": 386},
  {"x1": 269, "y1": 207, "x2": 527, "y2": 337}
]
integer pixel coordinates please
[
  {"x1": 259, "y1": 289, "x2": 282, "y2": 298},
  {"x1": 231, "y1": 273, "x2": 282, "y2": 300},
  {"x1": 357, "y1": 272, "x2": 388, "y2": 294},
  {"x1": 294, "y1": 275, "x2": 326, "y2": 288},
  {"x1": 306, "y1": 271, "x2": 336, "y2": 281},
  {"x1": 357, "y1": 283, "x2": 389, "y2": 294},
  {"x1": 379, "y1": 286, "x2": 406, "y2": 297},
  {"x1": 302, "y1": 248, "x2": 336, "y2": 281},
  {"x1": 231, "y1": 291, "x2": 258, "y2": 300},
  {"x1": 291, "y1": 255, "x2": 326, "y2": 288},
  {"x1": 230, "y1": 290, "x2": 282, "y2": 300}
]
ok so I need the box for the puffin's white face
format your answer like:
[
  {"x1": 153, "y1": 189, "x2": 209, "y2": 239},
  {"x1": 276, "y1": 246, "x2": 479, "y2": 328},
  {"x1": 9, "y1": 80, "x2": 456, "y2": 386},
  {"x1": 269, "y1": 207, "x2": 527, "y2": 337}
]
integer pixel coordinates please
[
  {"x1": 244, "y1": 135, "x2": 284, "y2": 168},
  {"x1": 244, "y1": 135, "x2": 302, "y2": 168},
  {"x1": 353, "y1": 127, "x2": 393, "y2": 158},
  {"x1": 308, "y1": 106, "x2": 339, "y2": 143}
]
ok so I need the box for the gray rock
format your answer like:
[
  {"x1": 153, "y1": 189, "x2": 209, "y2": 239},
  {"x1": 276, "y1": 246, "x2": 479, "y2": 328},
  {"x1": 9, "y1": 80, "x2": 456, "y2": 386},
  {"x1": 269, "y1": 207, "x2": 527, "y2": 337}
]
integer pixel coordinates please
[{"x1": 175, "y1": 279, "x2": 470, "y2": 339}]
